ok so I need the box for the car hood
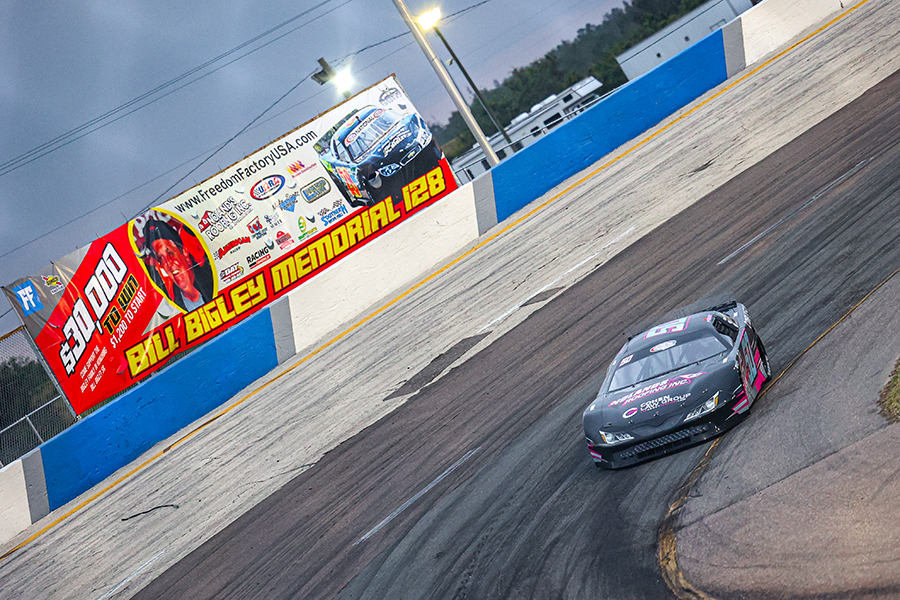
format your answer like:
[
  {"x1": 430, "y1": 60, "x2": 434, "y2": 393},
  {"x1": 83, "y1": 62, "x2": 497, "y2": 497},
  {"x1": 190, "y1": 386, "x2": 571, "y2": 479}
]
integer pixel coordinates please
[{"x1": 584, "y1": 357, "x2": 736, "y2": 431}]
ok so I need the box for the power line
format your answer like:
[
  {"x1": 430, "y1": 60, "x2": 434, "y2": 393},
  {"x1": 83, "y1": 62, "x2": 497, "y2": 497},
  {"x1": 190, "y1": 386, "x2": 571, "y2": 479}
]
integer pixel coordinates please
[
  {"x1": 1, "y1": 0, "x2": 490, "y2": 180},
  {"x1": 0, "y1": 0, "x2": 353, "y2": 179},
  {"x1": 0, "y1": 84, "x2": 331, "y2": 264},
  {"x1": 0, "y1": 0, "x2": 498, "y2": 262},
  {"x1": 330, "y1": 0, "x2": 494, "y2": 68},
  {"x1": 139, "y1": 71, "x2": 318, "y2": 213}
]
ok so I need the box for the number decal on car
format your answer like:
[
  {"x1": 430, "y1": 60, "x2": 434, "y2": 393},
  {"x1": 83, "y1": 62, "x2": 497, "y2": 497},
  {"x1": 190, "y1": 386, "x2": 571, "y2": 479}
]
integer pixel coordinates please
[
  {"x1": 644, "y1": 317, "x2": 690, "y2": 339},
  {"x1": 335, "y1": 166, "x2": 362, "y2": 198}
]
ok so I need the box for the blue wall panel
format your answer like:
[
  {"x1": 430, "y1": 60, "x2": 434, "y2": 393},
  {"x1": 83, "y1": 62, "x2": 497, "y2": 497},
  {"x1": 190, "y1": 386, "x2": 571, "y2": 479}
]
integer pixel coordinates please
[
  {"x1": 491, "y1": 29, "x2": 728, "y2": 223},
  {"x1": 41, "y1": 308, "x2": 278, "y2": 510}
]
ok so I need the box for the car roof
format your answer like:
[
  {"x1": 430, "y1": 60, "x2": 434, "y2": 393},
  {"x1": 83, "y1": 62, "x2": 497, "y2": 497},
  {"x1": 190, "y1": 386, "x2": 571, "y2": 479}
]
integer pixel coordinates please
[{"x1": 623, "y1": 312, "x2": 722, "y2": 354}]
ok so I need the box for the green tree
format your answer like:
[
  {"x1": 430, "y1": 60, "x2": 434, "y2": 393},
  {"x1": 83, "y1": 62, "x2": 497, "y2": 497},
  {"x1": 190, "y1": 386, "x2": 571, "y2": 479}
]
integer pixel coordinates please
[
  {"x1": 433, "y1": 0, "x2": 721, "y2": 159},
  {"x1": 0, "y1": 357, "x2": 58, "y2": 429}
]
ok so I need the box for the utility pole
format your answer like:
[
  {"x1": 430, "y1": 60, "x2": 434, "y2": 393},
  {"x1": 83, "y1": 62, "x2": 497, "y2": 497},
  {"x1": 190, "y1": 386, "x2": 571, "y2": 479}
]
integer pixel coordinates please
[
  {"x1": 431, "y1": 26, "x2": 514, "y2": 150},
  {"x1": 392, "y1": 0, "x2": 499, "y2": 167}
]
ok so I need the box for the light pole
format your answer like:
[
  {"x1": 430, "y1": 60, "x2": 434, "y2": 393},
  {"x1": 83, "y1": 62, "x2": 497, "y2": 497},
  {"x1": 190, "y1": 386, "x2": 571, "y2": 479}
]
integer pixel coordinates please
[
  {"x1": 392, "y1": 0, "x2": 499, "y2": 167},
  {"x1": 418, "y1": 8, "x2": 514, "y2": 151}
]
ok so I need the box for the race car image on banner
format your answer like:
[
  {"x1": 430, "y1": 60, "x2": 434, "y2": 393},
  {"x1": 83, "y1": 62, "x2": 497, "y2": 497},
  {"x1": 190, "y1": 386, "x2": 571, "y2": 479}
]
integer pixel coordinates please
[
  {"x1": 314, "y1": 104, "x2": 442, "y2": 207},
  {"x1": 2, "y1": 75, "x2": 457, "y2": 414}
]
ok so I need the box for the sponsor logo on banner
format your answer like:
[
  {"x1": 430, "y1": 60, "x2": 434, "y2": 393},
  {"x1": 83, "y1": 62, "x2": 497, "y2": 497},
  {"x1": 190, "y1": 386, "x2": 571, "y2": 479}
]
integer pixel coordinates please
[
  {"x1": 42, "y1": 275, "x2": 66, "y2": 294},
  {"x1": 320, "y1": 204, "x2": 349, "y2": 227},
  {"x1": 379, "y1": 87, "x2": 402, "y2": 105},
  {"x1": 247, "y1": 218, "x2": 267, "y2": 240},
  {"x1": 286, "y1": 160, "x2": 316, "y2": 178},
  {"x1": 220, "y1": 263, "x2": 244, "y2": 283},
  {"x1": 297, "y1": 217, "x2": 318, "y2": 242},
  {"x1": 246, "y1": 246, "x2": 271, "y2": 269},
  {"x1": 264, "y1": 213, "x2": 282, "y2": 228},
  {"x1": 301, "y1": 178, "x2": 330, "y2": 203},
  {"x1": 13, "y1": 282, "x2": 43, "y2": 316},
  {"x1": 197, "y1": 198, "x2": 252, "y2": 241},
  {"x1": 279, "y1": 193, "x2": 299, "y2": 213},
  {"x1": 251, "y1": 175, "x2": 285, "y2": 200},
  {"x1": 276, "y1": 231, "x2": 294, "y2": 250},
  {"x1": 216, "y1": 236, "x2": 251, "y2": 259}
]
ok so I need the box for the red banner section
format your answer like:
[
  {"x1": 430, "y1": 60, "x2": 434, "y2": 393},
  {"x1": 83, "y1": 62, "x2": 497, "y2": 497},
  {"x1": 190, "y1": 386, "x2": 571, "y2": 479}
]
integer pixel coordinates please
[{"x1": 4, "y1": 77, "x2": 457, "y2": 414}]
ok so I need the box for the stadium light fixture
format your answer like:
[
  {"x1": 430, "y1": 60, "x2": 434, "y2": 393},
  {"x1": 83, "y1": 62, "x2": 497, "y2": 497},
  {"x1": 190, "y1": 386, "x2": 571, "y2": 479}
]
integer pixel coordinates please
[
  {"x1": 333, "y1": 68, "x2": 354, "y2": 99},
  {"x1": 392, "y1": 0, "x2": 499, "y2": 167},
  {"x1": 417, "y1": 7, "x2": 441, "y2": 31},
  {"x1": 312, "y1": 57, "x2": 352, "y2": 100},
  {"x1": 416, "y1": 6, "x2": 514, "y2": 151}
]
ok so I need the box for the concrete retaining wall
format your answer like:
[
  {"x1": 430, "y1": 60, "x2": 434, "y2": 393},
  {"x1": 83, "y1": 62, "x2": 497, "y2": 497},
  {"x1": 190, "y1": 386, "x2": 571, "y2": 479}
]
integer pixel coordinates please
[
  {"x1": 491, "y1": 29, "x2": 728, "y2": 223},
  {"x1": 741, "y1": 0, "x2": 849, "y2": 66},
  {"x1": 275, "y1": 183, "x2": 482, "y2": 355}
]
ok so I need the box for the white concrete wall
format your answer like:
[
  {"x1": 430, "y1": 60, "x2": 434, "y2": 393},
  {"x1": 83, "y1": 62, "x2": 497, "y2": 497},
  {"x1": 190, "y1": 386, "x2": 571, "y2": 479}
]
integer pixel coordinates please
[
  {"x1": 618, "y1": 0, "x2": 752, "y2": 80},
  {"x1": 0, "y1": 461, "x2": 31, "y2": 545},
  {"x1": 741, "y1": 0, "x2": 849, "y2": 65},
  {"x1": 285, "y1": 183, "x2": 481, "y2": 353}
]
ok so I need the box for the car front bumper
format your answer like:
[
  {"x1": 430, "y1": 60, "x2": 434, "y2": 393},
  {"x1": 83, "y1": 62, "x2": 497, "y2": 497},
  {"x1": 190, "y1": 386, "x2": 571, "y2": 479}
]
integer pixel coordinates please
[{"x1": 587, "y1": 405, "x2": 745, "y2": 469}]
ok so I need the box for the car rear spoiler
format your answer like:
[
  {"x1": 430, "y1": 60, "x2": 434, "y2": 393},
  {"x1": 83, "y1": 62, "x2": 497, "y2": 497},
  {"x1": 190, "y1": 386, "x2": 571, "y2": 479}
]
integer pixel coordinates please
[{"x1": 624, "y1": 293, "x2": 737, "y2": 341}]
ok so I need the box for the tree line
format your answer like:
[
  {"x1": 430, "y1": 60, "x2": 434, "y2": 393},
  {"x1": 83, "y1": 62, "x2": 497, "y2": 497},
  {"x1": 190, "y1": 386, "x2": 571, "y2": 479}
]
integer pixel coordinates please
[{"x1": 432, "y1": 0, "x2": 712, "y2": 158}]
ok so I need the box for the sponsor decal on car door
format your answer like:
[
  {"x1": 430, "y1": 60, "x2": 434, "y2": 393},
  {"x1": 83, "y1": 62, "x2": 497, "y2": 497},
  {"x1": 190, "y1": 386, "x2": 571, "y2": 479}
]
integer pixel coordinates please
[{"x1": 735, "y1": 331, "x2": 765, "y2": 414}]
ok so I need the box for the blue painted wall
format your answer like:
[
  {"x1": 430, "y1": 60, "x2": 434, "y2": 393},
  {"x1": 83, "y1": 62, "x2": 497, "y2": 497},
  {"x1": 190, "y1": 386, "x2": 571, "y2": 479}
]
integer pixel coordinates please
[
  {"x1": 491, "y1": 29, "x2": 728, "y2": 223},
  {"x1": 40, "y1": 309, "x2": 278, "y2": 510}
]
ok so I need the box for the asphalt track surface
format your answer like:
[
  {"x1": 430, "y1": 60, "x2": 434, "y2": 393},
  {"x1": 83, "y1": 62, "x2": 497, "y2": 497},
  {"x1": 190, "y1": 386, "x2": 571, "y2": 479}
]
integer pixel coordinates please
[
  {"x1": 132, "y1": 28, "x2": 900, "y2": 600},
  {"x1": 2, "y1": 2, "x2": 899, "y2": 599}
]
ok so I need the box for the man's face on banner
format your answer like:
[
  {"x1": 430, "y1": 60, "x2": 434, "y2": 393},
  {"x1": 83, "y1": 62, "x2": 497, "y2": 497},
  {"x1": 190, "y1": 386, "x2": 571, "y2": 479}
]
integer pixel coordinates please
[{"x1": 151, "y1": 238, "x2": 195, "y2": 292}]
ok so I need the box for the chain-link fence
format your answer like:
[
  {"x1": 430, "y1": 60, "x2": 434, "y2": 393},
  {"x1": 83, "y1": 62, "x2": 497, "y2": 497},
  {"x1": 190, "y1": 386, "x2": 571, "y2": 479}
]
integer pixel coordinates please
[{"x1": 0, "y1": 327, "x2": 76, "y2": 466}]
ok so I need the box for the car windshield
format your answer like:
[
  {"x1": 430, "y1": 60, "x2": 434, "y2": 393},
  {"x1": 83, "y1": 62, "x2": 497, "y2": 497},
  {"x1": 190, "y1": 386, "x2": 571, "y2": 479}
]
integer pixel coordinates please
[
  {"x1": 342, "y1": 111, "x2": 400, "y2": 161},
  {"x1": 609, "y1": 332, "x2": 730, "y2": 392}
]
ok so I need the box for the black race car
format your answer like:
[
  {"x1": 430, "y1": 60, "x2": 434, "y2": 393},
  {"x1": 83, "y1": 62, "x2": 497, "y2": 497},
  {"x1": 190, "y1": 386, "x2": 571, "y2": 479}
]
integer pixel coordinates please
[{"x1": 583, "y1": 301, "x2": 770, "y2": 469}]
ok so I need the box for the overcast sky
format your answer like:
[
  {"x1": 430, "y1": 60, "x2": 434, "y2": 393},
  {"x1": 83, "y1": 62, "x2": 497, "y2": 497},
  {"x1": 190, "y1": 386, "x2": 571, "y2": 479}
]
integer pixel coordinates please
[{"x1": 0, "y1": 0, "x2": 626, "y2": 333}]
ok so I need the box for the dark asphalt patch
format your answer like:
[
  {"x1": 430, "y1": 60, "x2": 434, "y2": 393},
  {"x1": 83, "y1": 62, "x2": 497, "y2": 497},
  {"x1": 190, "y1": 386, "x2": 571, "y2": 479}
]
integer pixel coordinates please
[
  {"x1": 522, "y1": 286, "x2": 564, "y2": 307},
  {"x1": 385, "y1": 333, "x2": 491, "y2": 400}
]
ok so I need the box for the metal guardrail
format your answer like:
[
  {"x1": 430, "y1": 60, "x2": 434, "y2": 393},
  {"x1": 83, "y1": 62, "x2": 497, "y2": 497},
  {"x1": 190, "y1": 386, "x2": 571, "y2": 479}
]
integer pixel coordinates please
[{"x1": 0, "y1": 327, "x2": 76, "y2": 466}]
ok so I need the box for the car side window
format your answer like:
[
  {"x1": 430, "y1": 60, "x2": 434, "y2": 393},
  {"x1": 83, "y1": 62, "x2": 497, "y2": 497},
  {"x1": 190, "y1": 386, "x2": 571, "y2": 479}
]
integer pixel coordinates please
[{"x1": 713, "y1": 317, "x2": 738, "y2": 342}]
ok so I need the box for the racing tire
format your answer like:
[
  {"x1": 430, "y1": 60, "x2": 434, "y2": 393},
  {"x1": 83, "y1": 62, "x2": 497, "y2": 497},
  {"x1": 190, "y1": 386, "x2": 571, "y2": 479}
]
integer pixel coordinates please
[
  {"x1": 328, "y1": 170, "x2": 354, "y2": 204},
  {"x1": 361, "y1": 180, "x2": 385, "y2": 206}
]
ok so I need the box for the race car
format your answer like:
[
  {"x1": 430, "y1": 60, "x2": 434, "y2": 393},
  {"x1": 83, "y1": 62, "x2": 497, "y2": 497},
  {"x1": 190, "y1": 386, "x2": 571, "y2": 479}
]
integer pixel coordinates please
[
  {"x1": 583, "y1": 301, "x2": 770, "y2": 469},
  {"x1": 314, "y1": 105, "x2": 442, "y2": 207}
]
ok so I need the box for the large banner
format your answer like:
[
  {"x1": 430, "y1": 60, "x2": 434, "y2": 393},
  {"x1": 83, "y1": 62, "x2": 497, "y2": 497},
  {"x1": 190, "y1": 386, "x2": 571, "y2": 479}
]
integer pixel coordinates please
[{"x1": 4, "y1": 76, "x2": 457, "y2": 414}]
